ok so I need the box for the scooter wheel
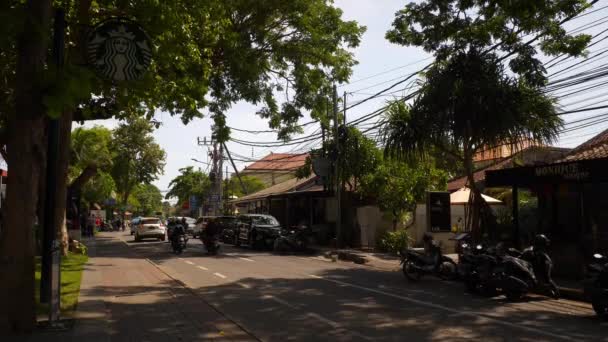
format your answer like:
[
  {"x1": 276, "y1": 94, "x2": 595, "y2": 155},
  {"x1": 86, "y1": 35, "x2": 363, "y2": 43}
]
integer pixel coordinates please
[{"x1": 402, "y1": 260, "x2": 421, "y2": 282}]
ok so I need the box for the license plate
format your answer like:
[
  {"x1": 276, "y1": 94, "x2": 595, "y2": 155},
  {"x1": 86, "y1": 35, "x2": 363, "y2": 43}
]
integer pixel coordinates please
[{"x1": 148, "y1": 226, "x2": 157, "y2": 230}]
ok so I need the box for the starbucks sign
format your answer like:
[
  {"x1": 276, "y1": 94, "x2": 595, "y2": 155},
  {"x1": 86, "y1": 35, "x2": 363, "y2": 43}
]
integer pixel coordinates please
[{"x1": 87, "y1": 18, "x2": 153, "y2": 81}]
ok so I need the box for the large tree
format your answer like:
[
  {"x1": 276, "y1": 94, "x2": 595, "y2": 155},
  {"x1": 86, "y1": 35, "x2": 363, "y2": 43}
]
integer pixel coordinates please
[
  {"x1": 382, "y1": 0, "x2": 596, "y2": 239},
  {"x1": 111, "y1": 117, "x2": 166, "y2": 207},
  {"x1": 0, "y1": 0, "x2": 364, "y2": 332},
  {"x1": 129, "y1": 183, "x2": 162, "y2": 216},
  {"x1": 69, "y1": 126, "x2": 113, "y2": 194},
  {"x1": 383, "y1": 52, "x2": 562, "y2": 239},
  {"x1": 165, "y1": 166, "x2": 212, "y2": 206}
]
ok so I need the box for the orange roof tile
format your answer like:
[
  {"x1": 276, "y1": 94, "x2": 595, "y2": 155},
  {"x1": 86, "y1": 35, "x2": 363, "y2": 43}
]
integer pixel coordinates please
[
  {"x1": 560, "y1": 128, "x2": 608, "y2": 162},
  {"x1": 243, "y1": 153, "x2": 308, "y2": 171}
]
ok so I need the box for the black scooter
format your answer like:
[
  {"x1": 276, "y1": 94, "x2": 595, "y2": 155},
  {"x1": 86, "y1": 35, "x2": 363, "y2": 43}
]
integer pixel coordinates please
[
  {"x1": 170, "y1": 225, "x2": 188, "y2": 254},
  {"x1": 584, "y1": 253, "x2": 608, "y2": 319},
  {"x1": 401, "y1": 244, "x2": 457, "y2": 281},
  {"x1": 458, "y1": 244, "x2": 538, "y2": 301},
  {"x1": 273, "y1": 225, "x2": 311, "y2": 254}
]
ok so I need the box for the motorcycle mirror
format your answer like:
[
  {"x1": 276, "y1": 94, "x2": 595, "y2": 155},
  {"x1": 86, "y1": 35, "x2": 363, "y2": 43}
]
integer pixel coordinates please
[{"x1": 594, "y1": 253, "x2": 604, "y2": 259}]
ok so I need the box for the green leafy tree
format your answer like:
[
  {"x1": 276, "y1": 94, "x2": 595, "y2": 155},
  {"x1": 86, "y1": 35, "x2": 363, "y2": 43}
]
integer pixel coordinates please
[
  {"x1": 111, "y1": 117, "x2": 166, "y2": 207},
  {"x1": 361, "y1": 159, "x2": 447, "y2": 231},
  {"x1": 165, "y1": 167, "x2": 212, "y2": 206},
  {"x1": 225, "y1": 175, "x2": 267, "y2": 198},
  {"x1": 81, "y1": 171, "x2": 116, "y2": 208},
  {"x1": 0, "y1": 0, "x2": 364, "y2": 331},
  {"x1": 69, "y1": 126, "x2": 113, "y2": 192},
  {"x1": 130, "y1": 183, "x2": 163, "y2": 216},
  {"x1": 383, "y1": 51, "x2": 562, "y2": 238},
  {"x1": 386, "y1": 0, "x2": 594, "y2": 86}
]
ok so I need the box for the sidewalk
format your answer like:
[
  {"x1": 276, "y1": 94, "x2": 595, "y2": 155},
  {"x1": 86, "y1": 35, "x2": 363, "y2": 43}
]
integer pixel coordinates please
[{"x1": 25, "y1": 232, "x2": 255, "y2": 342}]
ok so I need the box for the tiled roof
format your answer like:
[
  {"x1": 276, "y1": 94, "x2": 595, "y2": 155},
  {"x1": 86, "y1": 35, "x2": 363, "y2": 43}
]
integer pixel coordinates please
[
  {"x1": 447, "y1": 146, "x2": 571, "y2": 191},
  {"x1": 230, "y1": 175, "x2": 319, "y2": 203},
  {"x1": 560, "y1": 128, "x2": 608, "y2": 162},
  {"x1": 243, "y1": 153, "x2": 308, "y2": 171},
  {"x1": 447, "y1": 158, "x2": 512, "y2": 191}
]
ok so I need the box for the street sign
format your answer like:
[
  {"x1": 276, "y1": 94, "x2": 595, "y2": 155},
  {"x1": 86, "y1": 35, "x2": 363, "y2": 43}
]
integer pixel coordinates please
[
  {"x1": 189, "y1": 195, "x2": 199, "y2": 210},
  {"x1": 86, "y1": 17, "x2": 153, "y2": 81},
  {"x1": 208, "y1": 194, "x2": 220, "y2": 202}
]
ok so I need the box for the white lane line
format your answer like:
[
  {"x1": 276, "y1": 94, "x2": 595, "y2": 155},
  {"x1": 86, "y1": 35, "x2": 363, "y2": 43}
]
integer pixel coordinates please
[
  {"x1": 262, "y1": 295, "x2": 299, "y2": 310},
  {"x1": 184, "y1": 260, "x2": 195, "y2": 265},
  {"x1": 214, "y1": 272, "x2": 227, "y2": 279},
  {"x1": 239, "y1": 257, "x2": 255, "y2": 262},
  {"x1": 308, "y1": 275, "x2": 575, "y2": 341},
  {"x1": 197, "y1": 265, "x2": 208, "y2": 271},
  {"x1": 237, "y1": 282, "x2": 251, "y2": 289}
]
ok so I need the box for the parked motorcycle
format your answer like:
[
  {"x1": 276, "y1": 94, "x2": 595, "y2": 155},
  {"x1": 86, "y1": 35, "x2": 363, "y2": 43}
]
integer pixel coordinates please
[
  {"x1": 584, "y1": 253, "x2": 608, "y2": 319},
  {"x1": 401, "y1": 235, "x2": 457, "y2": 281},
  {"x1": 273, "y1": 225, "x2": 311, "y2": 254},
  {"x1": 508, "y1": 235, "x2": 560, "y2": 299}
]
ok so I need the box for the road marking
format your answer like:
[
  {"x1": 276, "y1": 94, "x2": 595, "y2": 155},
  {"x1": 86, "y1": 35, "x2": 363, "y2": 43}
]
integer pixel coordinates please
[
  {"x1": 262, "y1": 295, "x2": 299, "y2": 310},
  {"x1": 184, "y1": 260, "x2": 195, "y2": 265},
  {"x1": 237, "y1": 282, "x2": 251, "y2": 289},
  {"x1": 239, "y1": 257, "x2": 255, "y2": 262},
  {"x1": 214, "y1": 272, "x2": 227, "y2": 279},
  {"x1": 306, "y1": 313, "x2": 374, "y2": 341},
  {"x1": 308, "y1": 275, "x2": 576, "y2": 341},
  {"x1": 197, "y1": 265, "x2": 208, "y2": 271}
]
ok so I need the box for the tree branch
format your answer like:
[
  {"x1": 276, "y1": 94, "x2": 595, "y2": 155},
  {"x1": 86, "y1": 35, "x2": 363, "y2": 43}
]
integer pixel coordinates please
[{"x1": 69, "y1": 165, "x2": 98, "y2": 192}]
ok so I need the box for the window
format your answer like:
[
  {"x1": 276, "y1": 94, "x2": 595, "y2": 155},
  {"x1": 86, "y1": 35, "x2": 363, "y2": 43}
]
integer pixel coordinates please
[
  {"x1": 252, "y1": 216, "x2": 279, "y2": 226},
  {"x1": 142, "y1": 218, "x2": 161, "y2": 225}
]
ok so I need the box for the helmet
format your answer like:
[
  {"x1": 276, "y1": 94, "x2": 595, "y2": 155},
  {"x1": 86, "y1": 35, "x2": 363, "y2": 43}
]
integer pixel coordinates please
[{"x1": 533, "y1": 234, "x2": 550, "y2": 250}]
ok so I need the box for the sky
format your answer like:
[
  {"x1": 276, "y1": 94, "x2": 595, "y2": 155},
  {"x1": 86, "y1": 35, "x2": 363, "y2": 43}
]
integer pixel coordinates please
[{"x1": 76, "y1": 1, "x2": 608, "y2": 195}]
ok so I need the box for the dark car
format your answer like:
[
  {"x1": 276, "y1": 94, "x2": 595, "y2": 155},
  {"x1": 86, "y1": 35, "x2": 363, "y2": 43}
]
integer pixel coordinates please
[{"x1": 235, "y1": 214, "x2": 281, "y2": 249}]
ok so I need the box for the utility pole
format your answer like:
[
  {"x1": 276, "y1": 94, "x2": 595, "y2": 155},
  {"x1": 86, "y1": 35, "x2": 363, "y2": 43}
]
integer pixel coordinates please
[
  {"x1": 333, "y1": 84, "x2": 342, "y2": 248},
  {"x1": 223, "y1": 142, "x2": 248, "y2": 195},
  {"x1": 343, "y1": 91, "x2": 348, "y2": 125}
]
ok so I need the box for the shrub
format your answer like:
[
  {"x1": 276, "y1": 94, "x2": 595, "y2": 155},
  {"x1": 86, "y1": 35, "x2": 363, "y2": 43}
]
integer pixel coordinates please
[{"x1": 378, "y1": 229, "x2": 410, "y2": 254}]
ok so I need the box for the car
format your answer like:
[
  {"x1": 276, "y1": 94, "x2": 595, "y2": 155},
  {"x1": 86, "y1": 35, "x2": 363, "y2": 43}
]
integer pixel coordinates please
[
  {"x1": 134, "y1": 217, "x2": 166, "y2": 242},
  {"x1": 235, "y1": 214, "x2": 281, "y2": 249},
  {"x1": 130, "y1": 216, "x2": 142, "y2": 235}
]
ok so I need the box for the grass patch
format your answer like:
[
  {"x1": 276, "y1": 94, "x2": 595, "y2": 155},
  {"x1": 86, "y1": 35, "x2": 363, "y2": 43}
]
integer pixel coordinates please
[{"x1": 35, "y1": 251, "x2": 89, "y2": 318}]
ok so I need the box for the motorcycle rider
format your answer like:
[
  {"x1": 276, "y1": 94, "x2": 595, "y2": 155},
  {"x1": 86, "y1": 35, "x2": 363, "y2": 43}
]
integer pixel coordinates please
[
  {"x1": 422, "y1": 233, "x2": 440, "y2": 271},
  {"x1": 202, "y1": 217, "x2": 220, "y2": 254},
  {"x1": 170, "y1": 218, "x2": 187, "y2": 246}
]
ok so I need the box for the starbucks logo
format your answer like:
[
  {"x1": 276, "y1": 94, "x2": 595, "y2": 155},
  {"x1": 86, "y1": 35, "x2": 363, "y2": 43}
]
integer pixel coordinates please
[{"x1": 86, "y1": 18, "x2": 153, "y2": 82}]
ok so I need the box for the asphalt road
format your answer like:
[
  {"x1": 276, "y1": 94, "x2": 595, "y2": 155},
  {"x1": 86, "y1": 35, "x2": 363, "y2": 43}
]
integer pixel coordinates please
[{"x1": 119, "y1": 233, "x2": 608, "y2": 342}]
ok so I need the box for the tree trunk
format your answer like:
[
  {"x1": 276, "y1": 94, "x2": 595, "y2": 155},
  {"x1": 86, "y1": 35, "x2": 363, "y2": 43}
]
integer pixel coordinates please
[
  {"x1": 54, "y1": 111, "x2": 74, "y2": 256},
  {"x1": 0, "y1": 0, "x2": 52, "y2": 333},
  {"x1": 392, "y1": 209, "x2": 398, "y2": 231},
  {"x1": 464, "y1": 157, "x2": 484, "y2": 242}
]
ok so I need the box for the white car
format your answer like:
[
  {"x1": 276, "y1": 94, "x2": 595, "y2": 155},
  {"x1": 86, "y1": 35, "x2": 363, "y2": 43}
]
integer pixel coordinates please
[
  {"x1": 134, "y1": 217, "x2": 166, "y2": 242},
  {"x1": 193, "y1": 216, "x2": 214, "y2": 238}
]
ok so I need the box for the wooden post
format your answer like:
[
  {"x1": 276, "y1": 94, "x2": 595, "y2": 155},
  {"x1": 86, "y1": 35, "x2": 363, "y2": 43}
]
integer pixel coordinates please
[{"x1": 512, "y1": 186, "x2": 520, "y2": 248}]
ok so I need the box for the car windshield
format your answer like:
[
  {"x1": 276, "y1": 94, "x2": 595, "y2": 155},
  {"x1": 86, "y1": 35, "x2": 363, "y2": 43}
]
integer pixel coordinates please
[
  {"x1": 252, "y1": 216, "x2": 279, "y2": 226},
  {"x1": 186, "y1": 218, "x2": 196, "y2": 224},
  {"x1": 142, "y1": 218, "x2": 161, "y2": 225},
  {"x1": 218, "y1": 217, "x2": 236, "y2": 224}
]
